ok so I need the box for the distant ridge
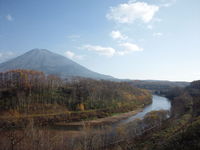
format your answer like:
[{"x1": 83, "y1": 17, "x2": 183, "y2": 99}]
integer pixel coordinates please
[{"x1": 0, "y1": 49, "x2": 116, "y2": 80}]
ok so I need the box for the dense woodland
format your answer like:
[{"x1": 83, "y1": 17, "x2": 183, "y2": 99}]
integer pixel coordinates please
[{"x1": 0, "y1": 70, "x2": 151, "y2": 123}]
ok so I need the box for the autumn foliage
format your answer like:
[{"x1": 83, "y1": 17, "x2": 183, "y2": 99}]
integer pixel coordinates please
[{"x1": 0, "y1": 69, "x2": 151, "y2": 114}]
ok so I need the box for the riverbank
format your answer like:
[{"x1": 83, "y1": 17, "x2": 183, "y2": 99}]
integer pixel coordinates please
[
  {"x1": 54, "y1": 108, "x2": 143, "y2": 128},
  {"x1": 0, "y1": 96, "x2": 152, "y2": 128},
  {"x1": 53, "y1": 95, "x2": 171, "y2": 129}
]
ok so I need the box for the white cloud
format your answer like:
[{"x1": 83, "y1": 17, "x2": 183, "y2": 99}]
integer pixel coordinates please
[
  {"x1": 5, "y1": 14, "x2": 13, "y2": 21},
  {"x1": 64, "y1": 51, "x2": 83, "y2": 60},
  {"x1": 82, "y1": 42, "x2": 143, "y2": 57},
  {"x1": 147, "y1": 25, "x2": 153, "y2": 29},
  {"x1": 65, "y1": 51, "x2": 74, "y2": 59},
  {"x1": 153, "y1": 32, "x2": 163, "y2": 37},
  {"x1": 106, "y1": 1, "x2": 159, "y2": 24},
  {"x1": 117, "y1": 42, "x2": 143, "y2": 55},
  {"x1": 110, "y1": 30, "x2": 127, "y2": 40},
  {"x1": 0, "y1": 51, "x2": 15, "y2": 62},
  {"x1": 82, "y1": 45, "x2": 116, "y2": 57},
  {"x1": 194, "y1": 72, "x2": 200, "y2": 76},
  {"x1": 153, "y1": 18, "x2": 162, "y2": 22},
  {"x1": 159, "y1": 0, "x2": 177, "y2": 7},
  {"x1": 67, "y1": 35, "x2": 81, "y2": 42}
]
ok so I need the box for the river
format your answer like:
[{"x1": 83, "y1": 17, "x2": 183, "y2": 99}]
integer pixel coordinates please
[
  {"x1": 118, "y1": 95, "x2": 171, "y2": 125},
  {"x1": 50, "y1": 95, "x2": 171, "y2": 130},
  {"x1": 44, "y1": 95, "x2": 172, "y2": 149}
]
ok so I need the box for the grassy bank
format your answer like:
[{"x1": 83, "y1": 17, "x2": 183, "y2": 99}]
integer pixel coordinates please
[{"x1": 0, "y1": 98, "x2": 151, "y2": 128}]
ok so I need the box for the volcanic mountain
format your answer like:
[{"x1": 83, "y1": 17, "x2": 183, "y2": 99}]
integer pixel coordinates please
[{"x1": 0, "y1": 49, "x2": 115, "y2": 80}]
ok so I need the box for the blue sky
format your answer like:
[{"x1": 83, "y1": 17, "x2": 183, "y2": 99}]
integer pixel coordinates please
[{"x1": 0, "y1": 0, "x2": 200, "y2": 81}]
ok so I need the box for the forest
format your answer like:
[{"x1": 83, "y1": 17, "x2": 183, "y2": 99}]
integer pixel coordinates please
[
  {"x1": 0, "y1": 69, "x2": 151, "y2": 126},
  {"x1": 1, "y1": 70, "x2": 200, "y2": 150}
]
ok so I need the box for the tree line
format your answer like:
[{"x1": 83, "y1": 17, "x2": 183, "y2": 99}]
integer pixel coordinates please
[{"x1": 0, "y1": 69, "x2": 151, "y2": 113}]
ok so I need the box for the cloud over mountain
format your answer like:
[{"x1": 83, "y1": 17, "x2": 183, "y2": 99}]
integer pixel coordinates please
[{"x1": 106, "y1": 1, "x2": 159, "y2": 24}]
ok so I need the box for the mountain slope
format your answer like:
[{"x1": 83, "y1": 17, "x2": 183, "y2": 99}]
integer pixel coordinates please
[{"x1": 0, "y1": 49, "x2": 115, "y2": 80}]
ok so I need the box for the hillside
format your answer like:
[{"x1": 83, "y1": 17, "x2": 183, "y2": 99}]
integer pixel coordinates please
[
  {"x1": 0, "y1": 49, "x2": 115, "y2": 80},
  {"x1": 130, "y1": 80, "x2": 190, "y2": 94}
]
